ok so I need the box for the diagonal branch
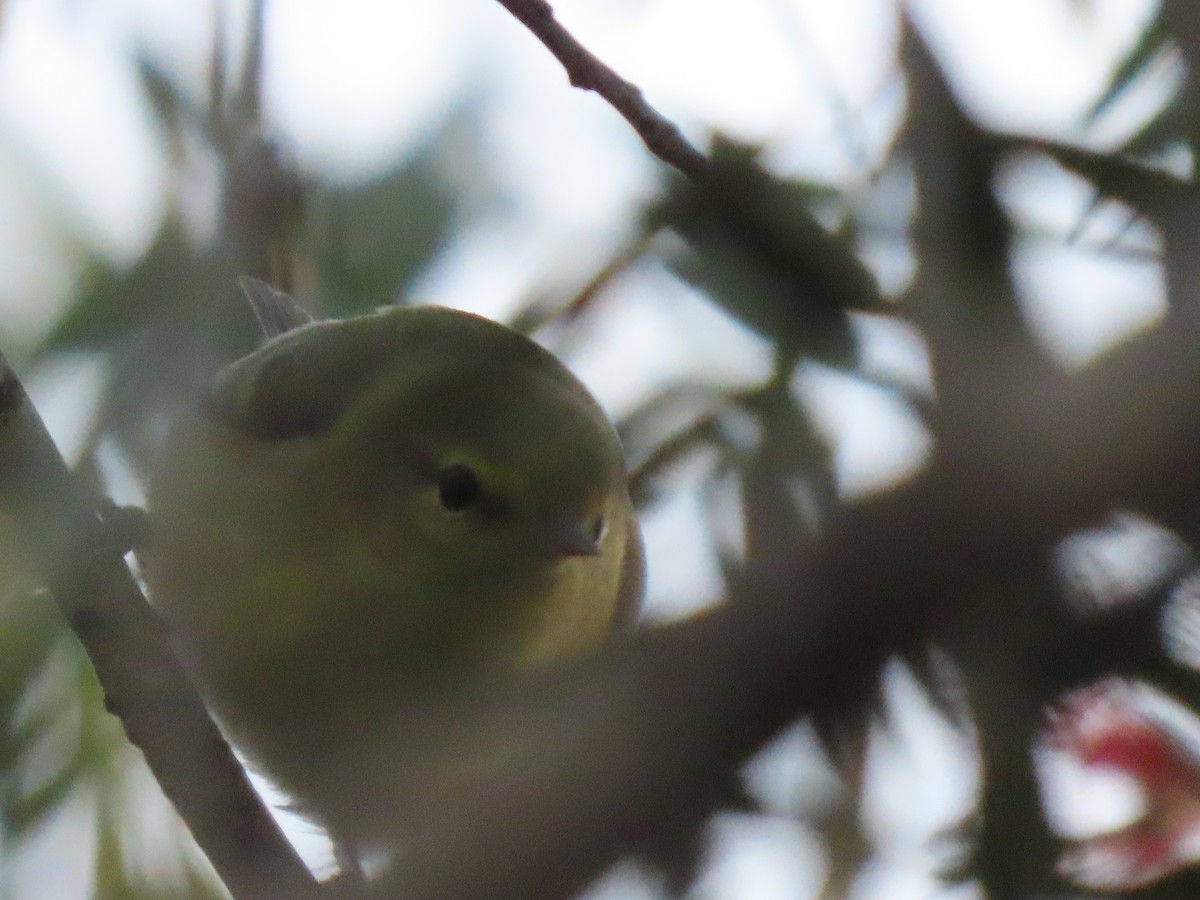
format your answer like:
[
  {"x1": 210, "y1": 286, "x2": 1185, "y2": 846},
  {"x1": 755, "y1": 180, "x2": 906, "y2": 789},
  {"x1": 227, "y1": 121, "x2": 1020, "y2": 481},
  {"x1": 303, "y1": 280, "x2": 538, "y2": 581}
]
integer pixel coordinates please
[
  {"x1": 0, "y1": 352, "x2": 326, "y2": 900},
  {"x1": 323, "y1": 515, "x2": 903, "y2": 900},
  {"x1": 492, "y1": 0, "x2": 710, "y2": 180}
]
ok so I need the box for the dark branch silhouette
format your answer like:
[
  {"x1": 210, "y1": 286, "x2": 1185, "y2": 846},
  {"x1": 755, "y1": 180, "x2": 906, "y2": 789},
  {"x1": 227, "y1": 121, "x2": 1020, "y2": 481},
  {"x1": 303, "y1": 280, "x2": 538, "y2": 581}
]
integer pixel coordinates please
[{"x1": 0, "y1": 352, "x2": 326, "y2": 900}]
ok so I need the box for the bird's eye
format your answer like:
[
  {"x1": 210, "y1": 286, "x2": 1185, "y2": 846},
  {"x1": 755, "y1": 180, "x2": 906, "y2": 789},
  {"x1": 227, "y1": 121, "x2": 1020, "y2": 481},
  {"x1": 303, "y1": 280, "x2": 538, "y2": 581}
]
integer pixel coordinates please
[
  {"x1": 589, "y1": 515, "x2": 606, "y2": 544},
  {"x1": 437, "y1": 463, "x2": 481, "y2": 512}
]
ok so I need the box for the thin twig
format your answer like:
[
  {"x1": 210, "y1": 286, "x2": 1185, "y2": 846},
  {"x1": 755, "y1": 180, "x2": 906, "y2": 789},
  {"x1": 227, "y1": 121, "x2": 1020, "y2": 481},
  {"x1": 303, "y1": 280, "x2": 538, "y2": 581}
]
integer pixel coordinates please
[
  {"x1": 207, "y1": 1, "x2": 228, "y2": 132},
  {"x1": 627, "y1": 411, "x2": 721, "y2": 507},
  {"x1": 513, "y1": 226, "x2": 658, "y2": 335},
  {"x1": 493, "y1": 0, "x2": 710, "y2": 180},
  {"x1": 767, "y1": 0, "x2": 871, "y2": 173},
  {"x1": 240, "y1": 0, "x2": 267, "y2": 127},
  {"x1": 212, "y1": 0, "x2": 305, "y2": 291},
  {"x1": 0, "y1": 354, "x2": 325, "y2": 900}
]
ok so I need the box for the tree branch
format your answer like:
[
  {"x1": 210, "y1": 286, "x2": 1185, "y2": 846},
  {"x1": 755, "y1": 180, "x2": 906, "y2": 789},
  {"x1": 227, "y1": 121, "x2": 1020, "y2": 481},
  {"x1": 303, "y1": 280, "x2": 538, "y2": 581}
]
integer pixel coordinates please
[
  {"x1": 492, "y1": 0, "x2": 710, "y2": 180},
  {"x1": 323, "y1": 507, "x2": 902, "y2": 900},
  {"x1": 0, "y1": 352, "x2": 324, "y2": 900},
  {"x1": 318, "y1": 20, "x2": 1200, "y2": 896}
]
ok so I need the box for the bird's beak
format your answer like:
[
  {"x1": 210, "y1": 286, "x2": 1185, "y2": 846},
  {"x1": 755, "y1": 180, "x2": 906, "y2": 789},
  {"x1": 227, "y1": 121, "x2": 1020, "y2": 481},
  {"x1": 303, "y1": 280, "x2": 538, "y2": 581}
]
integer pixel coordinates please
[{"x1": 548, "y1": 515, "x2": 604, "y2": 558}]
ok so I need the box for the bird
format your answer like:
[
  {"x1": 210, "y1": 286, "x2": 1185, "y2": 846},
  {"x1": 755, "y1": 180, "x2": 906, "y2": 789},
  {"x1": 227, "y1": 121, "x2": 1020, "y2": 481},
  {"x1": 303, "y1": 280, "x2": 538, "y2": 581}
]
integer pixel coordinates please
[{"x1": 143, "y1": 279, "x2": 643, "y2": 865}]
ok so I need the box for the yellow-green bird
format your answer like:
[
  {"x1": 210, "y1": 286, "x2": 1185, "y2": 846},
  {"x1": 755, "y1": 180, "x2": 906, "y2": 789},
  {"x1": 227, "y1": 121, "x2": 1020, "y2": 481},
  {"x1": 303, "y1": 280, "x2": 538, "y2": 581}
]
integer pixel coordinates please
[{"x1": 144, "y1": 279, "x2": 642, "y2": 859}]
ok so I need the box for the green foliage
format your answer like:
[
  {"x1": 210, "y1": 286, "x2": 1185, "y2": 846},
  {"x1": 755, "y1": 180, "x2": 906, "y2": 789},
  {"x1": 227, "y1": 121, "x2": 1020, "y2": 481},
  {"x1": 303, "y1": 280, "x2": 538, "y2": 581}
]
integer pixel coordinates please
[
  {"x1": 307, "y1": 125, "x2": 461, "y2": 316},
  {"x1": 656, "y1": 138, "x2": 881, "y2": 368}
]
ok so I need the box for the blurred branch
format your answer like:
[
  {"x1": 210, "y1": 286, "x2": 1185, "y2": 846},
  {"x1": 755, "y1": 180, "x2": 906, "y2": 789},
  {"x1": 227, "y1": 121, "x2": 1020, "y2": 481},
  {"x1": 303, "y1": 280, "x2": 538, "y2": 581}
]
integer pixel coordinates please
[
  {"x1": 206, "y1": 0, "x2": 267, "y2": 132},
  {"x1": 492, "y1": 0, "x2": 710, "y2": 180},
  {"x1": 207, "y1": 3, "x2": 228, "y2": 128},
  {"x1": 333, "y1": 538, "x2": 900, "y2": 900},
  {"x1": 766, "y1": 0, "x2": 871, "y2": 172},
  {"x1": 997, "y1": 134, "x2": 1192, "y2": 225},
  {"x1": 514, "y1": 226, "x2": 658, "y2": 335},
  {"x1": 1161, "y1": 0, "x2": 1200, "y2": 153},
  {"x1": 1083, "y1": 13, "x2": 1170, "y2": 128},
  {"x1": 627, "y1": 410, "x2": 721, "y2": 507},
  {"x1": 899, "y1": 15, "x2": 1200, "y2": 542},
  {"x1": 239, "y1": 0, "x2": 267, "y2": 126},
  {"x1": 0, "y1": 352, "x2": 325, "y2": 900},
  {"x1": 213, "y1": 0, "x2": 305, "y2": 291}
]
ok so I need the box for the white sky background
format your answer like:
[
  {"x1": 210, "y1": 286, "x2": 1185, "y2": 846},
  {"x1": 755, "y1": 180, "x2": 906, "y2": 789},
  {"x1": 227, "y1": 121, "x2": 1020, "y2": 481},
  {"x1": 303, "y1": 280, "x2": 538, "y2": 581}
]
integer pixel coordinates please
[{"x1": 0, "y1": 0, "x2": 1178, "y2": 897}]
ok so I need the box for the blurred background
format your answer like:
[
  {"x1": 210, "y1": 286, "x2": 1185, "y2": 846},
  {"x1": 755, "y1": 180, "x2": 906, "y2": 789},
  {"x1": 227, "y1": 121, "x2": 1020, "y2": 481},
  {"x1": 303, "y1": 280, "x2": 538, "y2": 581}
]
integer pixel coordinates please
[{"x1": 2, "y1": 0, "x2": 1199, "y2": 897}]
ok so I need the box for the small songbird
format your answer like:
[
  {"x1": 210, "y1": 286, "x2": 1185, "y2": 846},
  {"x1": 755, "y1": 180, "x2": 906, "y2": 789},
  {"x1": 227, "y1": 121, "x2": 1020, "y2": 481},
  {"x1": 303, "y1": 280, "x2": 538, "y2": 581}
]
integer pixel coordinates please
[{"x1": 144, "y1": 280, "x2": 643, "y2": 861}]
